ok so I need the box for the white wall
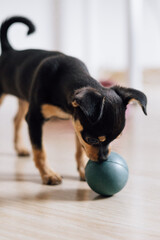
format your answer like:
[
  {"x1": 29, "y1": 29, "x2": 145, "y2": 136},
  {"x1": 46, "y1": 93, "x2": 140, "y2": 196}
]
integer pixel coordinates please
[
  {"x1": 52, "y1": 0, "x2": 128, "y2": 77},
  {"x1": 0, "y1": 0, "x2": 55, "y2": 51},
  {"x1": 0, "y1": 0, "x2": 160, "y2": 74},
  {"x1": 143, "y1": 0, "x2": 160, "y2": 68},
  {"x1": 52, "y1": 0, "x2": 160, "y2": 76}
]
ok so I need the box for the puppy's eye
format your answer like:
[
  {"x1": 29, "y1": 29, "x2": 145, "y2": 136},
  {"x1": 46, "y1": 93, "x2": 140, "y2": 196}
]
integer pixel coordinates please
[{"x1": 85, "y1": 137, "x2": 99, "y2": 145}]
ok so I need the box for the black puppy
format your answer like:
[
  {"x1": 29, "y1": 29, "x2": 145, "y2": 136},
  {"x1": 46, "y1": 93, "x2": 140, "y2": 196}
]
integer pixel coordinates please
[{"x1": 0, "y1": 17, "x2": 147, "y2": 185}]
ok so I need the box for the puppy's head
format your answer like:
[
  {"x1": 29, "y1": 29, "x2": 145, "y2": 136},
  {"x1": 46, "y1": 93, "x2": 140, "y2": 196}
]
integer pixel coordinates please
[{"x1": 72, "y1": 86, "x2": 147, "y2": 162}]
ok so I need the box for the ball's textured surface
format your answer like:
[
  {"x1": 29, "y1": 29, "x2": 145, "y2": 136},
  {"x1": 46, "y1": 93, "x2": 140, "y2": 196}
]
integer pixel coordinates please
[{"x1": 85, "y1": 152, "x2": 129, "y2": 196}]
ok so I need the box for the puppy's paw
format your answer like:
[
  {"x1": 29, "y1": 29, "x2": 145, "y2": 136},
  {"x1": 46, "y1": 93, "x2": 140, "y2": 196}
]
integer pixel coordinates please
[
  {"x1": 17, "y1": 148, "x2": 30, "y2": 157},
  {"x1": 42, "y1": 172, "x2": 62, "y2": 185}
]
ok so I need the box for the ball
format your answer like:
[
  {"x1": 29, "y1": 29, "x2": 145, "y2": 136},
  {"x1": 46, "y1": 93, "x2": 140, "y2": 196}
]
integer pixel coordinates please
[{"x1": 85, "y1": 152, "x2": 129, "y2": 196}]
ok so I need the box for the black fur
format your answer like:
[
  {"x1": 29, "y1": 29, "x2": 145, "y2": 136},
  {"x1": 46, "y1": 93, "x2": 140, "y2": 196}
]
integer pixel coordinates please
[{"x1": 0, "y1": 16, "x2": 147, "y2": 161}]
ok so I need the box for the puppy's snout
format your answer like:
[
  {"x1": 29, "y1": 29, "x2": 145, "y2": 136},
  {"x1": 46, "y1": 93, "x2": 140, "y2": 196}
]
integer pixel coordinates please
[
  {"x1": 98, "y1": 146, "x2": 110, "y2": 162},
  {"x1": 98, "y1": 154, "x2": 108, "y2": 163}
]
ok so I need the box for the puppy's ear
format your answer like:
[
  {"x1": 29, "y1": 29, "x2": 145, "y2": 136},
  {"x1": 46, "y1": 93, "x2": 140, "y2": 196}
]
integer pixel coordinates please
[
  {"x1": 113, "y1": 86, "x2": 147, "y2": 115},
  {"x1": 72, "y1": 87, "x2": 105, "y2": 124}
]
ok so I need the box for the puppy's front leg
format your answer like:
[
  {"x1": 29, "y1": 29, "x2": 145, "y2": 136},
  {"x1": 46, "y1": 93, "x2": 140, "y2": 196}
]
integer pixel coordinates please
[
  {"x1": 26, "y1": 108, "x2": 62, "y2": 185},
  {"x1": 75, "y1": 135, "x2": 87, "y2": 181}
]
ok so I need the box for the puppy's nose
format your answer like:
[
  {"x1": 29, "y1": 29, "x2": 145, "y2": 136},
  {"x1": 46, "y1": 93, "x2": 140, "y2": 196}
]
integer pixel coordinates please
[
  {"x1": 98, "y1": 156, "x2": 107, "y2": 163},
  {"x1": 98, "y1": 148, "x2": 109, "y2": 162}
]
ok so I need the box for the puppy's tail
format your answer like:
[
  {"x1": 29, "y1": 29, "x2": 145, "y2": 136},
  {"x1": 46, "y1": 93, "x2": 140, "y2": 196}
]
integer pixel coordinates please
[{"x1": 0, "y1": 16, "x2": 35, "y2": 53}]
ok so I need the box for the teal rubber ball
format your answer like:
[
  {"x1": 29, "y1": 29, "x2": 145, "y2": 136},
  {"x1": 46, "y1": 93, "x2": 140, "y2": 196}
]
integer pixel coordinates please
[{"x1": 85, "y1": 152, "x2": 129, "y2": 196}]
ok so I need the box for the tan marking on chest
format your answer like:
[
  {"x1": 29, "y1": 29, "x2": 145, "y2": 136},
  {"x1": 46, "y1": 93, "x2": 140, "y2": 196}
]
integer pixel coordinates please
[{"x1": 41, "y1": 104, "x2": 71, "y2": 120}]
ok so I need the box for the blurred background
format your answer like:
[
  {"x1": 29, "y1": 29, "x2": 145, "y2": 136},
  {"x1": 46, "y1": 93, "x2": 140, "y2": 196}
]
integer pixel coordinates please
[{"x1": 0, "y1": 0, "x2": 160, "y2": 85}]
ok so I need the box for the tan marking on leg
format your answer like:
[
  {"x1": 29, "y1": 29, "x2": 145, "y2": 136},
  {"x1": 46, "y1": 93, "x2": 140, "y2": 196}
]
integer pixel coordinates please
[
  {"x1": 75, "y1": 134, "x2": 88, "y2": 181},
  {"x1": 0, "y1": 94, "x2": 6, "y2": 105},
  {"x1": 32, "y1": 146, "x2": 62, "y2": 185},
  {"x1": 72, "y1": 119, "x2": 99, "y2": 161},
  {"x1": 41, "y1": 104, "x2": 70, "y2": 120},
  {"x1": 14, "y1": 99, "x2": 30, "y2": 156}
]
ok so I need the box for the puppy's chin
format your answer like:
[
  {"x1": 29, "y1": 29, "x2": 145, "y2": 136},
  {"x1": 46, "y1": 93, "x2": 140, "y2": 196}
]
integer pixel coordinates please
[
  {"x1": 84, "y1": 151, "x2": 99, "y2": 162},
  {"x1": 86, "y1": 145, "x2": 111, "y2": 162},
  {"x1": 80, "y1": 143, "x2": 98, "y2": 162}
]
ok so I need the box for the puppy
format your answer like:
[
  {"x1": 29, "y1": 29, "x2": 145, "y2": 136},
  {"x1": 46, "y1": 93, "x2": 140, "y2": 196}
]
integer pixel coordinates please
[{"x1": 0, "y1": 17, "x2": 147, "y2": 185}]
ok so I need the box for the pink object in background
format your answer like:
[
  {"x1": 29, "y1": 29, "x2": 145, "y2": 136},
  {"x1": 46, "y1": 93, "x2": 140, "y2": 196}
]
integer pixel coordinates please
[{"x1": 100, "y1": 79, "x2": 115, "y2": 88}]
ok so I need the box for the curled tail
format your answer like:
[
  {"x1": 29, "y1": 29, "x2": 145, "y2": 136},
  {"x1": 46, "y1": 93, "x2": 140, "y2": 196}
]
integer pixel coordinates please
[{"x1": 0, "y1": 16, "x2": 35, "y2": 52}]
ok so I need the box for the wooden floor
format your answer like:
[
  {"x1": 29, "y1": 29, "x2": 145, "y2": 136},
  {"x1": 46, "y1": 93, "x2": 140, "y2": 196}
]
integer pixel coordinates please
[{"x1": 0, "y1": 82, "x2": 160, "y2": 240}]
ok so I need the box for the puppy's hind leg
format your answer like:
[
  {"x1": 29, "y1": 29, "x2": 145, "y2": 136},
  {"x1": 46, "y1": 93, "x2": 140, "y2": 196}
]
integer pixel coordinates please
[{"x1": 14, "y1": 99, "x2": 30, "y2": 156}]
